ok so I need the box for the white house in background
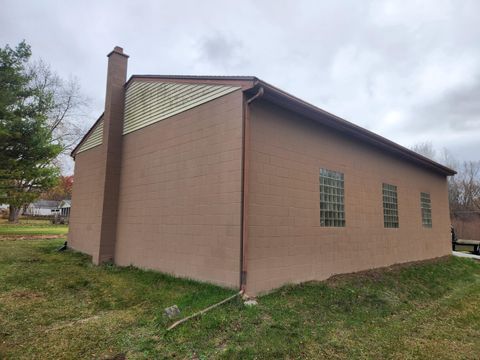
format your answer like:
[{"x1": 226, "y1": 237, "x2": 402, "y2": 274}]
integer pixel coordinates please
[
  {"x1": 25, "y1": 200, "x2": 60, "y2": 216},
  {"x1": 58, "y1": 200, "x2": 71, "y2": 218}
]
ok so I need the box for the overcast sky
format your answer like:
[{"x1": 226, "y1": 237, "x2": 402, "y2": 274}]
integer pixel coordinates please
[{"x1": 1, "y1": 0, "x2": 479, "y2": 173}]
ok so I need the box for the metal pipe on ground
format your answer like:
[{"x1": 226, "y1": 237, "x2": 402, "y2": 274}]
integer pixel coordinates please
[{"x1": 167, "y1": 291, "x2": 243, "y2": 331}]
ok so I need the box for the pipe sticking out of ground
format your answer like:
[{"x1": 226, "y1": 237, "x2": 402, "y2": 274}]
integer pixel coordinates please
[{"x1": 167, "y1": 291, "x2": 243, "y2": 331}]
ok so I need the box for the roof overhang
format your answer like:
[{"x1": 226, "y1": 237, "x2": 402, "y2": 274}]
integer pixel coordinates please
[
  {"x1": 73, "y1": 74, "x2": 456, "y2": 176},
  {"x1": 247, "y1": 80, "x2": 456, "y2": 177},
  {"x1": 70, "y1": 113, "x2": 104, "y2": 159},
  {"x1": 125, "y1": 75, "x2": 257, "y2": 91}
]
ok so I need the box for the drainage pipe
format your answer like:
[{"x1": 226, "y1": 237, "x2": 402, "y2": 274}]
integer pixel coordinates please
[
  {"x1": 240, "y1": 86, "x2": 264, "y2": 293},
  {"x1": 167, "y1": 291, "x2": 243, "y2": 331}
]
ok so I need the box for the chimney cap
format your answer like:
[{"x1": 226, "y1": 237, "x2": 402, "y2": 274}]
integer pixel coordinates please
[{"x1": 107, "y1": 46, "x2": 129, "y2": 58}]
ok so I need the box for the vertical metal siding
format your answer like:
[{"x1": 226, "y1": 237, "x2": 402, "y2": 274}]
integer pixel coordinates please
[{"x1": 123, "y1": 81, "x2": 240, "y2": 134}]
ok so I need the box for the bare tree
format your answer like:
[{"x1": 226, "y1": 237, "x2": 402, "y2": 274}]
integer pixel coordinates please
[
  {"x1": 438, "y1": 147, "x2": 459, "y2": 170},
  {"x1": 441, "y1": 157, "x2": 480, "y2": 214},
  {"x1": 411, "y1": 141, "x2": 436, "y2": 160},
  {"x1": 411, "y1": 143, "x2": 480, "y2": 215},
  {"x1": 438, "y1": 148, "x2": 462, "y2": 212},
  {"x1": 458, "y1": 161, "x2": 480, "y2": 211},
  {"x1": 28, "y1": 60, "x2": 90, "y2": 166}
]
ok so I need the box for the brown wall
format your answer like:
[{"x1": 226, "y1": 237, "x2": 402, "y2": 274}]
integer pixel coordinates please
[
  {"x1": 113, "y1": 90, "x2": 244, "y2": 288},
  {"x1": 246, "y1": 101, "x2": 451, "y2": 294},
  {"x1": 69, "y1": 145, "x2": 105, "y2": 258},
  {"x1": 452, "y1": 214, "x2": 480, "y2": 240}
]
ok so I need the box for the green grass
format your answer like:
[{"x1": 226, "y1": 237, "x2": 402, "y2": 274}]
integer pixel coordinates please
[
  {"x1": 0, "y1": 219, "x2": 68, "y2": 236},
  {"x1": 0, "y1": 239, "x2": 479, "y2": 359}
]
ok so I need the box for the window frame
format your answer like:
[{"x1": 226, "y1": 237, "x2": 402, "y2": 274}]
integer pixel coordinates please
[
  {"x1": 382, "y1": 183, "x2": 399, "y2": 228},
  {"x1": 319, "y1": 168, "x2": 345, "y2": 227},
  {"x1": 420, "y1": 192, "x2": 432, "y2": 228}
]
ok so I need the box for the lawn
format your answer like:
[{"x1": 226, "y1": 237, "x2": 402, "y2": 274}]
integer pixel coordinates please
[
  {"x1": 0, "y1": 218, "x2": 68, "y2": 236},
  {"x1": 0, "y1": 239, "x2": 479, "y2": 359}
]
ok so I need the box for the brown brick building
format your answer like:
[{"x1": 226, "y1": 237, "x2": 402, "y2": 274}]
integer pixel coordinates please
[{"x1": 69, "y1": 47, "x2": 455, "y2": 295}]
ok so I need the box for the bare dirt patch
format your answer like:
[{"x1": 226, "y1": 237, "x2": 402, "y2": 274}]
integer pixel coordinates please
[
  {"x1": 1, "y1": 290, "x2": 45, "y2": 301},
  {"x1": 0, "y1": 234, "x2": 66, "y2": 241}
]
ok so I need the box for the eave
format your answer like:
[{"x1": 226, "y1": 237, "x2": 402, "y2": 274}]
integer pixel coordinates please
[
  {"x1": 248, "y1": 80, "x2": 456, "y2": 177},
  {"x1": 70, "y1": 113, "x2": 104, "y2": 158}
]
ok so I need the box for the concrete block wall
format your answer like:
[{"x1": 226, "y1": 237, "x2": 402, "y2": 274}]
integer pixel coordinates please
[
  {"x1": 246, "y1": 100, "x2": 451, "y2": 294},
  {"x1": 68, "y1": 145, "x2": 105, "y2": 258},
  {"x1": 113, "y1": 88, "x2": 244, "y2": 288}
]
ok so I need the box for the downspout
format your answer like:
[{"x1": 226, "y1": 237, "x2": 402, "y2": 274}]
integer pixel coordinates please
[{"x1": 240, "y1": 86, "x2": 264, "y2": 294}]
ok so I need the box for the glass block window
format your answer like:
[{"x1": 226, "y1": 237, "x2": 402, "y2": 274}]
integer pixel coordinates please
[
  {"x1": 382, "y1": 183, "x2": 399, "y2": 228},
  {"x1": 320, "y1": 168, "x2": 345, "y2": 227},
  {"x1": 420, "y1": 192, "x2": 432, "y2": 228}
]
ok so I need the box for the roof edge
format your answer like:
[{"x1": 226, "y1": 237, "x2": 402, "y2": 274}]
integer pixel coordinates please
[
  {"x1": 252, "y1": 80, "x2": 456, "y2": 176},
  {"x1": 125, "y1": 74, "x2": 258, "y2": 90},
  {"x1": 70, "y1": 112, "x2": 104, "y2": 158},
  {"x1": 75, "y1": 74, "x2": 455, "y2": 176}
]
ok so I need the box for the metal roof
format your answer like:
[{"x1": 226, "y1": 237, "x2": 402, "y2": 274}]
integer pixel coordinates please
[
  {"x1": 72, "y1": 75, "x2": 456, "y2": 176},
  {"x1": 125, "y1": 74, "x2": 256, "y2": 84},
  {"x1": 30, "y1": 200, "x2": 60, "y2": 208}
]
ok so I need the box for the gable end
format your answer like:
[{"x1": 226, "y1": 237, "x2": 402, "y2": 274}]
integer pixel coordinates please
[
  {"x1": 123, "y1": 81, "x2": 241, "y2": 134},
  {"x1": 76, "y1": 118, "x2": 104, "y2": 154}
]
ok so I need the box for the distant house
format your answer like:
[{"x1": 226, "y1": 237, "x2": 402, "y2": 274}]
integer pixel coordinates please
[
  {"x1": 25, "y1": 200, "x2": 60, "y2": 217},
  {"x1": 50, "y1": 200, "x2": 72, "y2": 224},
  {"x1": 69, "y1": 47, "x2": 456, "y2": 295},
  {"x1": 58, "y1": 200, "x2": 71, "y2": 218}
]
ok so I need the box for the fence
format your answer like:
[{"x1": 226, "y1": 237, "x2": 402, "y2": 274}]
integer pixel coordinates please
[{"x1": 451, "y1": 211, "x2": 480, "y2": 240}]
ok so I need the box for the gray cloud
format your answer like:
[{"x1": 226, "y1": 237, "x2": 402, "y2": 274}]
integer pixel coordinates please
[
  {"x1": 197, "y1": 33, "x2": 248, "y2": 71},
  {"x1": 1, "y1": 0, "x2": 479, "y2": 170},
  {"x1": 422, "y1": 76, "x2": 480, "y2": 131}
]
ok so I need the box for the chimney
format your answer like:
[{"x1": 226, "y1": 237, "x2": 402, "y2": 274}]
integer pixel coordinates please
[{"x1": 93, "y1": 46, "x2": 129, "y2": 264}]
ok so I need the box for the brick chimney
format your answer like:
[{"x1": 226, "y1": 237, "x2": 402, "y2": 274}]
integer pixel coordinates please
[{"x1": 93, "y1": 46, "x2": 129, "y2": 264}]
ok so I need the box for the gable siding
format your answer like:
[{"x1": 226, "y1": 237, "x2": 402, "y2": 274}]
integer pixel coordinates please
[
  {"x1": 77, "y1": 119, "x2": 104, "y2": 153},
  {"x1": 123, "y1": 81, "x2": 241, "y2": 134}
]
